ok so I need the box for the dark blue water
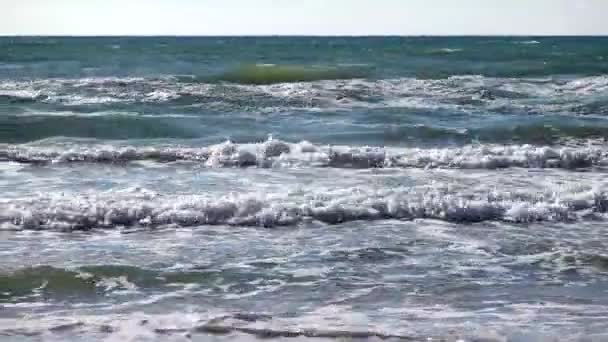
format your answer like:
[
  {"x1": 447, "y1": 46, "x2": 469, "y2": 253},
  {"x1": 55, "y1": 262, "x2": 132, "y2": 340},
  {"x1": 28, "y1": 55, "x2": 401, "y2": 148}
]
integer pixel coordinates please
[{"x1": 1, "y1": 37, "x2": 608, "y2": 341}]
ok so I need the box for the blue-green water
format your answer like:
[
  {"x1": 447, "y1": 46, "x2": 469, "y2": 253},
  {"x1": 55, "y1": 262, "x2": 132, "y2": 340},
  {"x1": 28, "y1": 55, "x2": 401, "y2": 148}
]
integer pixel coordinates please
[{"x1": 1, "y1": 37, "x2": 608, "y2": 341}]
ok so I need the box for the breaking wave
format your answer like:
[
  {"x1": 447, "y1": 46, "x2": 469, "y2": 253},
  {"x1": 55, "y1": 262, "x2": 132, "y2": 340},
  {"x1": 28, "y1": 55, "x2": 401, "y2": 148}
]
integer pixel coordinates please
[
  {"x1": 515, "y1": 40, "x2": 541, "y2": 45},
  {"x1": 1, "y1": 75, "x2": 607, "y2": 115},
  {"x1": 2, "y1": 139, "x2": 607, "y2": 170},
  {"x1": 1, "y1": 184, "x2": 606, "y2": 231},
  {"x1": 0, "y1": 311, "x2": 415, "y2": 341}
]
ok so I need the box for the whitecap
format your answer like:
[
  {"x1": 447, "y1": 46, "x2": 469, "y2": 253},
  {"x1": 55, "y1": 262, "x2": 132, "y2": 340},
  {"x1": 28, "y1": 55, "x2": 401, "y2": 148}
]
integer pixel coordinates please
[
  {"x1": 1, "y1": 75, "x2": 607, "y2": 115},
  {"x1": 516, "y1": 40, "x2": 541, "y2": 45},
  {"x1": 1, "y1": 139, "x2": 606, "y2": 170},
  {"x1": 0, "y1": 183, "x2": 605, "y2": 230}
]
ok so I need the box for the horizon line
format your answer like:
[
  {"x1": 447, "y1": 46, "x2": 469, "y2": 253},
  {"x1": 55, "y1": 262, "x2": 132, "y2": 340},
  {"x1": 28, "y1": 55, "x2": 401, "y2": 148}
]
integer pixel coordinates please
[{"x1": 1, "y1": 34, "x2": 607, "y2": 38}]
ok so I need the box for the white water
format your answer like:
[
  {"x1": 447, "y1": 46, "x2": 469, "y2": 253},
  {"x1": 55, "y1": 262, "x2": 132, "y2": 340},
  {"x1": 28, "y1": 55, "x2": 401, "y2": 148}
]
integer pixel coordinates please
[
  {"x1": 2, "y1": 139, "x2": 607, "y2": 169},
  {"x1": 2, "y1": 75, "x2": 607, "y2": 114}
]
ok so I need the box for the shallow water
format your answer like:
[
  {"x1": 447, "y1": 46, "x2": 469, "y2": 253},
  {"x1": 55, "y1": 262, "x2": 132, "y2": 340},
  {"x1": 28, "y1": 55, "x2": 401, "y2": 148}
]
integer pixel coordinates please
[{"x1": 1, "y1": 37, "x2": 608, "y2": 341}]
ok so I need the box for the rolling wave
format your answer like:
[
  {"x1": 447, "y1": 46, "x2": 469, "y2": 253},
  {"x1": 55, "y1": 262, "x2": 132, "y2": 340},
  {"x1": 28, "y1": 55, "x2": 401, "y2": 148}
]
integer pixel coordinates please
[
  {"x1": 0, "y1": 311, "x2": 415, "y2": 341},
  {"x1": 1, "y1": 75, "x2": 606, "y2": 115},
  {"x1": 1, "y1": 265, "x2": 142, "y2": 301},
  {"x1": 0, "y1": 115, "x2": 202, "y2": 143},
  {"x1": 2, "y1": 112, "x2": 608, "y2": 144},
  {"x1": 515, "y1": 40, "x2": 541, "y2": 45},
  {"x1": 0, "y1": 264, "x2": 247, "y2": 302},
  {"x1": 1, "y1": 184, "x2": 606, "y2": 230},
  {"x1": 1, "y1": 139, "x2": 606, "y2": 169},
  {"x1": 4, "y1": 37, "x2": 608, "y2": 342}
]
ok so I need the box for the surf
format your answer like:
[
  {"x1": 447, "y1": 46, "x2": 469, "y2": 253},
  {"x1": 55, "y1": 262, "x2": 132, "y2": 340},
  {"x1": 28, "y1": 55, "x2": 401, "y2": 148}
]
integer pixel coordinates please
[{"x1": 2, "y1": 139, "x2": 606, "y2": 170}]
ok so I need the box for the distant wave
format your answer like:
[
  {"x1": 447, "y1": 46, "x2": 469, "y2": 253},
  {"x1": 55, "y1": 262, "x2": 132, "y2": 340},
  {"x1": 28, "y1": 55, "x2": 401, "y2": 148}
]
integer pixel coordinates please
[
  {"x1": 430, "y1": 48, "x2": 464, "y2": 54},
  {"x1": 2, "y1": 111, "x2": 608, "y2": 144},
  {"x1": 213, "y1": 64, "x2": 372, "y2": 84},
  {"x1": 2, "y1": 75, "x2": 608, "y2": 143},
  {"x1": 1, "y1": 75, "x2": 607, "y2": 115},
  {"x1": 516, "y1": 40, "x2": 541, "y2": 45},
  {"x1": 0, "y1": 94, "x2": 41, "y2": 104},
  {"x1": 2, "y1": 139, "x2": 607, "y2": 169},
  {"x1": 0, "y1": 115, "x2": 202, "y2": 143}
]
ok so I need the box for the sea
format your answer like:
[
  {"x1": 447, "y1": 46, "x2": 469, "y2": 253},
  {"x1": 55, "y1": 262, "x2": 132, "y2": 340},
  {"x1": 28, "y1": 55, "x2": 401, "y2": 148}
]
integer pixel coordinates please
[{"x1": 1, "y1": 36, "x2": 608, "y2": 341}]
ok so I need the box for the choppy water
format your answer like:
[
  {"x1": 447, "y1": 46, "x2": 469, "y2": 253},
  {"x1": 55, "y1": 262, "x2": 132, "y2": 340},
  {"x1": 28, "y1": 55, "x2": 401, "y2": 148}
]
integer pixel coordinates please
[{"x1": 1, "y1": 37, "x2": 608, "y2": 341}]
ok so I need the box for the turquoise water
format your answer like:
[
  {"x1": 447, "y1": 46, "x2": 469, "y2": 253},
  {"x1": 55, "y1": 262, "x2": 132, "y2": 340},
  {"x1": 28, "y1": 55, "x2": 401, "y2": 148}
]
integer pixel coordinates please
[{"x1": 1, "y1": 37, "x2": 608, "y2": 341}]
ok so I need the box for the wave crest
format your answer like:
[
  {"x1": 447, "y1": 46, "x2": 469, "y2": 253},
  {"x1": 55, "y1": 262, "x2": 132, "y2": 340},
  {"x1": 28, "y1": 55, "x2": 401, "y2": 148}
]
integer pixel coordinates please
[
  {"x1": 1, "y1": 75, "x2": 607, "y2": 116},
  {"x1": 2, "y1": 139, "x2": 606, "y2": 170},
  {"x1": 1, "y1": 185, "x2": 606, "y2": 230}
]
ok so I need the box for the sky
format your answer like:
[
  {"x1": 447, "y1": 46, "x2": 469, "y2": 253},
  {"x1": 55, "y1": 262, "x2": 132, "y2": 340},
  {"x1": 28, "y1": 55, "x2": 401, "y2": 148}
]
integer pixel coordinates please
[{"x1": 1, "y1": 0, "x2": 607, "y2": 36}]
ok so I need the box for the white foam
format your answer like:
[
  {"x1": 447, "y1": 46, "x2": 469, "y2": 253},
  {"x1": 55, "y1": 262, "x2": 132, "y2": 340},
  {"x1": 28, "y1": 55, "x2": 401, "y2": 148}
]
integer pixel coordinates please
[
  {"x1": 1, "y1": 139, "x2": 606, "y2": 170},
  {"x1": 0, "y1": 306, "x2": 601, "y2": 341},
  {"x1": 0, "y1": 182, "x2": 605, "y2": 230},
  {"x1": 516, "y1": 40, "x2": 541, "y2": 45},
  {"x1": 390, "y1": 144, "x2": 607, "y2": 169},
  {"x1": 562, "y1": 75, "x2": 608, "y2": 94},
  {"x1": 0, "y1": 89, "x2": 44, "y2": 99},
  {"x1": 2, "y1": 75, "x2": 607, "y2": 114},
  {"x1": 437, "y1": 48, "x2": 464, "y2": 53}
]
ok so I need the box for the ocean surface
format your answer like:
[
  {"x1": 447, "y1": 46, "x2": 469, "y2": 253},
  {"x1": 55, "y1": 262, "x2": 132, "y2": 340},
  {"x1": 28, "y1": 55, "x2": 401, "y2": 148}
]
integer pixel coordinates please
[{"x1": 1, "y1": 36, "x2": 608, "y2": 341}]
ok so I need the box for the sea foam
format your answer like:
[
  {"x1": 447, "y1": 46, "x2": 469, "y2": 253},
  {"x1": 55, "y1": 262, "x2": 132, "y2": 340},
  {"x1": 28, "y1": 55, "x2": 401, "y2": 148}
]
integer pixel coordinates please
[
  {"x1": 1, "y1": 75, "x2": 607, "y2": 115},
  {"x1": 1, "y1": 184, "x2": 605, "y2": 230},
  {"x1": 1, "y1": 139, "x2": 606, "y2": 170}
]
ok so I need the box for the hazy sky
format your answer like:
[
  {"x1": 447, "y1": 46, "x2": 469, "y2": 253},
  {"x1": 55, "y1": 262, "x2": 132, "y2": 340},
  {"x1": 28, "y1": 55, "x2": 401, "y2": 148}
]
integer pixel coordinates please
[{"x1": 2, "y1": 0, "x2": 607, "y2": 36}]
